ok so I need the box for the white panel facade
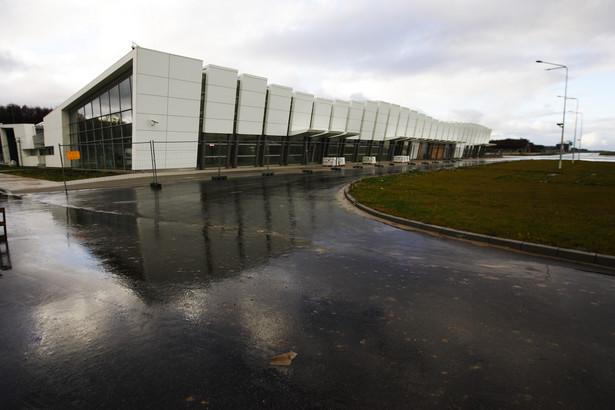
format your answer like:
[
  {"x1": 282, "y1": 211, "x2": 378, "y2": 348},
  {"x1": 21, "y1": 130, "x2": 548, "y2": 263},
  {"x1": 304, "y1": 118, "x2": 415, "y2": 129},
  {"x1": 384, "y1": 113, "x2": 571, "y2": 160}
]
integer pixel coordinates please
[
  {"x1": 132, "y1": 48, "x2": 203, "y2": 169},
  {"x1": 236, "y1": 74, "x2": 267, "y2": 135},
  {"x1": 43, "y1": 46, "x2": 493, "y2": 170},
  {"x1": 311, "y1": 98, "x2": 333, "y2": 131},
  {"x1": 422, "y1": 116, "x2": 433, "y2": 140},
  {"x1": 202, "y1": 64, "x2": 238, "y2": 134},
  {"x1": 397, "y1": 107, "x2": 410, "y2": 138},
  {"x1": 373, "y1": 102, "x2": 390, "y2": 141},
  {"x1": 406, "y1": 110, "x2": 419, "y2": 138},
  {"x1": 359, "y1": 101, "x2": 378, "y2": 140},
  {"x1": 430, "y1": 119, "x2": 440, "y2": 140},
  {"x1": 264, "y1": 84, "x2": 292, "y2": 136},
  {"x1": 329, "y1": 100, "x2": 349, "y2": 133},
  {"x1": 385, "y1": 104, "x2": 400, "y2": 139},
  {"x1": 345, "y1": 101, "x2": 364, "y2": 138},
  {"x1": 289, "y1": 92, "x2": 314, "y2": 135}
]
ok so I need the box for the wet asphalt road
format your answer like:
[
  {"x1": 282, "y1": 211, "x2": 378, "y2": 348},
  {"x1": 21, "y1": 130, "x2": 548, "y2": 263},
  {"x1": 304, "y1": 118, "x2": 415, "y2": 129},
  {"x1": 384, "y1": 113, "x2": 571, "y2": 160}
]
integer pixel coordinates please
[{"x1": 1, "y1": 164, "x2": 615, "y2": 409}]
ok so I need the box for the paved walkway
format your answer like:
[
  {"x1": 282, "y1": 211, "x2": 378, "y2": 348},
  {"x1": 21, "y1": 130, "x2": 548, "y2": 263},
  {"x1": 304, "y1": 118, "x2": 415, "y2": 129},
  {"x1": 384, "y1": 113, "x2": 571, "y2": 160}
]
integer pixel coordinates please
[
  {"x1": 0, "y1": 165, "x2": 311, "y2": 194},
  {"x1": 0, "y1": 172, "x2": 64, "y2": 194}
]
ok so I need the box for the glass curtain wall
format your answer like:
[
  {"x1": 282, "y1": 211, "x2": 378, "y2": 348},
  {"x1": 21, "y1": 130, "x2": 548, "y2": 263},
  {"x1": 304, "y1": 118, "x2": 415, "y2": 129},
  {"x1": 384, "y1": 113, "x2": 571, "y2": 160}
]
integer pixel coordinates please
[
  {"x1": 68, "y1": 74, "x2": 133, "y2": 170},
  {"x1": 343, "y1": 139, "x2": 356, "y2": 163},
  {"x1": 286, "y1": 135, "x2": 305, "y2": 165}
]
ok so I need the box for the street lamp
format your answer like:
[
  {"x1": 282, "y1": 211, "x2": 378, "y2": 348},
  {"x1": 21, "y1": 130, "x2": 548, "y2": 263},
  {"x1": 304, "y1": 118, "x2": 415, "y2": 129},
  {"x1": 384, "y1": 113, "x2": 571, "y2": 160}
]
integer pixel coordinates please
[
  {"x1": 577, "y1": 112, "x2": 584, "y2": 161},
  {"x1": 559, "y1": 95, "x2": 579, "y2": 163},
  {"x1": 536, "y1": 60, "x2": 568, "y2": 169}
]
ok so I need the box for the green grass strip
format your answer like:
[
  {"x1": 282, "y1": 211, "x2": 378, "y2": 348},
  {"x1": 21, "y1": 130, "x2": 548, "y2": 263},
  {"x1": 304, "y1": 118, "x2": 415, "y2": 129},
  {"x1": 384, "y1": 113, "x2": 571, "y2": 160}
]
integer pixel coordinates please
[
  {"x1": 0, "y1": 166, "x2": 117, "y2": 182},
  {"x1": 349, "y1": 160, "x2": 615, "y2": 256}
]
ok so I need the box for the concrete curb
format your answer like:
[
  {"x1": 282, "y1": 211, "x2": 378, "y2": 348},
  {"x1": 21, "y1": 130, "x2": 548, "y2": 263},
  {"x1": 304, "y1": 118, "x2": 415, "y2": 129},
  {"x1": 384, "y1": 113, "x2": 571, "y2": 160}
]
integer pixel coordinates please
[{"x1": 344, "y1": 187, "x2": 615, "y2": 270}]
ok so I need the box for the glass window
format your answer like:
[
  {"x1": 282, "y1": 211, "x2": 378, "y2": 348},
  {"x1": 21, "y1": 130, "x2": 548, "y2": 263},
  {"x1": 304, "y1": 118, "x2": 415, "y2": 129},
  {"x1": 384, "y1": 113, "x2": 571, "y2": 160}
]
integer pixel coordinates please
[
  {"x1": 109, "y1": 85, "x2": 120, "y2": 114},
  {"x1": 93, "y1": 117, "x2": 102, "y2": 130},
  {"x1": 92, "y1": 96, "x2": 101, "y2": 118},
  {"x1": 68, "y1": 73, "x2": 133, "y2": 170},
  {"x1": 100, "y1": 92, "x2": 111, "y2": 116},
  {"x1": 119, "y1": 77, "x2": 131, "y2": 110},
  {"x1": 121, "y1": 110, "x2": 132, "y2": 124},
  {"x1": 121, "y1": 124, "x2": 132, "y2": 138},
  {"x1": 84, "y1": 102, "x2": 93, "y2": 119},
  {"x1": 112, "y1": 126, "x2": 123, "y2": 139}
]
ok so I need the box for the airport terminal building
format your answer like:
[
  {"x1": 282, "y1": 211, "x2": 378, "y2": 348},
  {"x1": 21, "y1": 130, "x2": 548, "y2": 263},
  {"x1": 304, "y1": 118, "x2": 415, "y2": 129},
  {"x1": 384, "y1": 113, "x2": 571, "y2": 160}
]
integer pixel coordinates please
[{"x1": 38, "y1": 47, "x2": 491, "y2": 171}]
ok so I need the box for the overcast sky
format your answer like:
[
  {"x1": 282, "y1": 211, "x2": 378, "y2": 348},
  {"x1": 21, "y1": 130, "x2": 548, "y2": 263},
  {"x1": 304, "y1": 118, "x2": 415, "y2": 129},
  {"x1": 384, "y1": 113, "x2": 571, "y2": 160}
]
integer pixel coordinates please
[{"x1": 1, "y1": 0, "x2": 613, "y2": 149}]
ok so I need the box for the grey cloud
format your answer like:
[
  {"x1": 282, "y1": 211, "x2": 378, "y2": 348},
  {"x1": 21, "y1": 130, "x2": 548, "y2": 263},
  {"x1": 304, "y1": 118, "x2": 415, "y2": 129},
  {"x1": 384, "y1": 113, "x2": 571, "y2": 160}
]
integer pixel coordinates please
[{"x1": 0, "y1": 50, "x2": 26, "y2": 73}]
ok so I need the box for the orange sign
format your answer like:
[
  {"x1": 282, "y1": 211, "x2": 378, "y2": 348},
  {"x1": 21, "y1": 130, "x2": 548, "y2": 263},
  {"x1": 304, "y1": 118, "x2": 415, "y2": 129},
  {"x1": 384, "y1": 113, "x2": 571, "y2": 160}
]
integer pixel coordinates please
[{"x1": 66, "y1": 151, "x2": 81, "y2": 160}]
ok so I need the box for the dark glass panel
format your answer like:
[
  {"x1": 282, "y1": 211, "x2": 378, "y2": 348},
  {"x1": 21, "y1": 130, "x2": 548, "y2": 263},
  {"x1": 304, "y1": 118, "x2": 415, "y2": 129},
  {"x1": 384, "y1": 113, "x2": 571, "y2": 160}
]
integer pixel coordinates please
[
  {"x1": 100, "y1": 92, "x2": 111, "y2": 116},
  {"x1": 93, "y1": 117, "x2": 102, "y2": 130},
  {"x1": 105, "y1": 143, "x2": 114, "y2": 169},
  {"x1": 121, "y1": 124, "x2": 132, "y2": 138},
  {"x1": 109, "y1": 85, "x2": 121, "y2": 114},
  {"x1": 119, "y1": 77, "x2": 131, "y2": 110},
  {"x1": 100, "y1": 115, "x2": 111, "y2": 128},
  {"x1": 84, "y1": 102, "x2": 93, "y2": 119},
  {"x1": 92, "y1": 96, "x2": 101, "y2": 118},
  {"x1": 121, "y1": 110, "x2": 132, "y2": 124}
]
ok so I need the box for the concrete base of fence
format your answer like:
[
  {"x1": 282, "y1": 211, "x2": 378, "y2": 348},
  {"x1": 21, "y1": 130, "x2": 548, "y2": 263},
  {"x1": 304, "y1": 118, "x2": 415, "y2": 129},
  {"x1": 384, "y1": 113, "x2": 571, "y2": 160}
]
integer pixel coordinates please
[{"x1": 344, "y1": 187, "x2": 615, "y2": 271}]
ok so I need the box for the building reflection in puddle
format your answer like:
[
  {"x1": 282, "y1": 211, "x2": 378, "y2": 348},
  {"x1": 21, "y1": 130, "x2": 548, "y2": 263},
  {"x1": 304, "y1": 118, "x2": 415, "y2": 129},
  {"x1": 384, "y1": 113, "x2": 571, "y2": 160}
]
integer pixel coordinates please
[{"x1": 51, "y1": 176, "x2": 324, "y2": 300}]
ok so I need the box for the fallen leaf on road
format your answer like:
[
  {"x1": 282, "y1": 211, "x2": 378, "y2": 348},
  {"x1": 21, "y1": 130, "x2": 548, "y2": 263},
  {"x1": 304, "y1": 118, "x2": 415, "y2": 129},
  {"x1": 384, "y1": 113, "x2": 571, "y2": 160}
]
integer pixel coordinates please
[{"x1": 270, "y1": 351, "x2": 297, "y2": 366}]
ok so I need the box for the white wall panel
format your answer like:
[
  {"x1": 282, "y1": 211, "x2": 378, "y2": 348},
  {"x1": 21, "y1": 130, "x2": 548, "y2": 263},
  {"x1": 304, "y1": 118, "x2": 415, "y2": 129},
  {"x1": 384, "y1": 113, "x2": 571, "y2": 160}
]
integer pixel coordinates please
[
  {"x1": 359, "y1": 100, "x2": 378, "y2": 140},
  {"x1": 135, "y1": 115, "x2": 167, "y2": 132},
  {"x1": 138, "y1": 74, "x2": 169, "y2": 96},
  {"x1": 236, "y1": 74, "x2": 267, "y2": 135},
  {"x1": 137, "y1": 94, "x2": 168, "y2": 115},
  {"x1": 203, "y1": 64, "x2": 238, "y2": 134},
  {"x1": 167, "y1": 97, "x2": 200, "y2": 117},
  {"x1": 373, "y1": 101, "x2": 390, "y2": 141},
  {"x1": 346, "y1": 101, "x2": 364, "y2": 136},
  {"x1": 136, "y1": 48, "x2": 169, "y2": 77},
  {"x1": 311, "y1": 98, "x2": 333, "y2": 131},
  {"x1": 239, "y1": 90, "x2": 266, "y2": 107},
  {"x1": 168, "y1": 79, "x2": 201, "y2": 100},
  {"x1": 169, "y1": 55, "x2": 202, "y2": 82},
  {"x1": 397, "y1": 107, "x2": 409, "y2": 137},
  {"x1": 289, "y1": 92, "x2": 313, "y2": 135},
  {"x1": 204, "y1": 101, "x2": 236, "y2": 121},
  {"x1": 167, "y1": 116, "x2": 199, "y2": 133},
  {"x1": 205, "y1": 84, "x2": 237, "y2": 104},
  {"x1": 406, "y1": 110, "x2": 418, "y2": 138},
  {"x1": 422, "y1": 116, "x2": 433, "y2": 139},
  {"x1": 330, "y1": 100, "x2": 349, "y2": 133},
  {"x1": 385, "y1": 104, "x2": 400, "y2": 139},
  {"x1": 264, "y1": 84, "x2": 292, "y2": 136}
]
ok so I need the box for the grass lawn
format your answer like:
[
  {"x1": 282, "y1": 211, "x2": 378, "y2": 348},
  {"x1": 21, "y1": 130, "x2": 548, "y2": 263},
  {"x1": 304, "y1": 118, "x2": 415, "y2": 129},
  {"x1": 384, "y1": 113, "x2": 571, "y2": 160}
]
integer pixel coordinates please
[
  {"x1": 349, "y1": 160, "x2": 615, "y2": 255},
  {"x1": 0, "y1": 166, "x2": 118, "y2": 182}
]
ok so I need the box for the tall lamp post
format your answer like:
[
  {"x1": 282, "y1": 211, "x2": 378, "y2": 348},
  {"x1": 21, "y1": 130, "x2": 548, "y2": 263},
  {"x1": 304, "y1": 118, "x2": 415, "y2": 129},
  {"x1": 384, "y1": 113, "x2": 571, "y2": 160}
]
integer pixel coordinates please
[
  {"x1": 536, "y1": 60, "x2": 568, "y2": 169},
  {"x1": 577, "y1": 112, "x2": 584, "y2": 161},
  {"x1": 558, "y1": 95, "x2": 579, "y2": 163}
]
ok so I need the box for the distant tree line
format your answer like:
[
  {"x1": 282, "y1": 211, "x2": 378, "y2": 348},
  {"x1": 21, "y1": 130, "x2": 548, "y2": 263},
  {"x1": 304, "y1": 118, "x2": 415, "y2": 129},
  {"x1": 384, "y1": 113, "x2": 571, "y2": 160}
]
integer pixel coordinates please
[
  {"x1": 0, "y1": 104, "x2": 52, "y2": 124},
  {"x1": 488, "y1": 138, "x2": 544, "y2": 153}
]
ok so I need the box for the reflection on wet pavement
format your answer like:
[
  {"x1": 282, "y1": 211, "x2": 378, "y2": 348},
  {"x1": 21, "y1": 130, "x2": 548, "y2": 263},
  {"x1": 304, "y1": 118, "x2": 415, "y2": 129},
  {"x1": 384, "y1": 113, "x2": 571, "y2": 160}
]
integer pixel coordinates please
[{"x1": 1, "y1": 167, "x2": 615, "y2": 408}]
